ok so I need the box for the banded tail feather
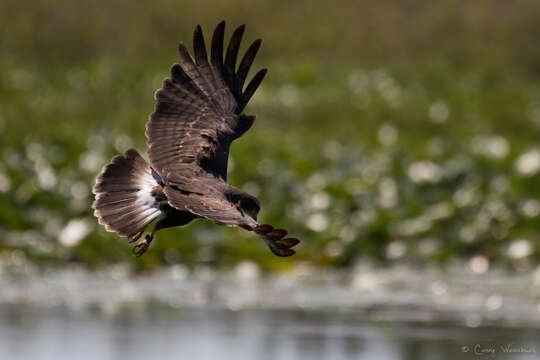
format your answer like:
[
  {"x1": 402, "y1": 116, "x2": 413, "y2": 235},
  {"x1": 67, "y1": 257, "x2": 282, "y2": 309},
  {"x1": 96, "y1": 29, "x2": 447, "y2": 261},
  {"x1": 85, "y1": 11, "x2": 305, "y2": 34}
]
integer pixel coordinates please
[{"x1": 92, "y1": 149, "x2": 162, "y2": 238}]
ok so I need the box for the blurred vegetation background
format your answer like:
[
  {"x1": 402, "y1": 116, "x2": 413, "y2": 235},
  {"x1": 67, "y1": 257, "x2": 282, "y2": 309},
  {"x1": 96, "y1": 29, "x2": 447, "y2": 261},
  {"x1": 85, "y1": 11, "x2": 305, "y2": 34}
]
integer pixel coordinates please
[{"x1": 2, "y1": 0, "x2": 540, "y2": 272}]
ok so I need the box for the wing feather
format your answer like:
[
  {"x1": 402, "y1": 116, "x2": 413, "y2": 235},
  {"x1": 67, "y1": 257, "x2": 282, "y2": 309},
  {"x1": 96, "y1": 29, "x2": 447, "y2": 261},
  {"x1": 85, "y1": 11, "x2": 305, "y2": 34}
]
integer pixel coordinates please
[
  {"x1": 146, "y1": 21, "x2": 267, "y2": 181},
  {"x1": 211, "y1": 21, "x2": 225, "y2": 67},
  {"x1": 240, "y1": 68, "x2": 267, "y2": 111},
  {"x1": 236, "y1": 38, "x2": 262, "y2": 89},
  {"x1": 225, "y1": 25, "x2": 245, "y2": 73}
]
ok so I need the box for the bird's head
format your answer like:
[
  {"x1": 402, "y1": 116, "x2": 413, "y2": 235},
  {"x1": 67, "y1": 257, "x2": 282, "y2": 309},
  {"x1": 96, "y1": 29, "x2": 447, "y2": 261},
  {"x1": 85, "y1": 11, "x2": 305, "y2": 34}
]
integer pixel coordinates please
[
  {"x1": 240, "y1": 195, "x2": 260, "y2": 221},
  {"x1": 225, "y1": 187, "x2": 261, "y2": 221}
]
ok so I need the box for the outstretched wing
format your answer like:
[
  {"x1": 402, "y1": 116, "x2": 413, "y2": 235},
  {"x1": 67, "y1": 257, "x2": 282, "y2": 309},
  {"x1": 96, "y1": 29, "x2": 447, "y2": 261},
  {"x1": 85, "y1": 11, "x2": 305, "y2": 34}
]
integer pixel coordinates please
[
  {"x1": 164, "y1": 171, "x2": 300, "y2": 257},
  {"x1": 146, "y1": 21, "x2": 267, "y2": 181},
  {"x1": 163, "y1": 171, "x2": 257, "y2": 228}
]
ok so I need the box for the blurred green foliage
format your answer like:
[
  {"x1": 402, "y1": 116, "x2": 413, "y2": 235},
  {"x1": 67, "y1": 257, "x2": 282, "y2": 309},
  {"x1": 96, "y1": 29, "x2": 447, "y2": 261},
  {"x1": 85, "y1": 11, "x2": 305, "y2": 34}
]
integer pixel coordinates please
[{"x1": 2, "y1": 0, "x2": 540, "y2": 271}]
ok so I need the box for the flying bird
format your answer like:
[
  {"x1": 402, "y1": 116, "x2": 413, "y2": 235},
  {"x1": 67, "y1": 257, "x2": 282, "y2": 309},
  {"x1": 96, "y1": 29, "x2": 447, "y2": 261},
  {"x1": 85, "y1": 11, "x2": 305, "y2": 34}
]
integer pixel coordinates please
[{"x1": 92, "y1": 21, "x2": 300, "y2": 257}]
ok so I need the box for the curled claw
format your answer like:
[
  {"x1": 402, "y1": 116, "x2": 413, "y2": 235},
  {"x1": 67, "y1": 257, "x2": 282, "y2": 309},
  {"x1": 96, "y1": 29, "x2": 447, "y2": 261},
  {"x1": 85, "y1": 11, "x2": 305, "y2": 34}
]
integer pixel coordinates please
[{"x1": 132, "y1": 234, "x2": 153, "y2": 257}]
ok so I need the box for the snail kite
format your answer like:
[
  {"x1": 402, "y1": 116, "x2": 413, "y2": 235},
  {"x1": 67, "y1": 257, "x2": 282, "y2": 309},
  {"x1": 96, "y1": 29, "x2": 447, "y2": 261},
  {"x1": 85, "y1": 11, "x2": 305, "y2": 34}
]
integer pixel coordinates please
[{"x1": 92, "y1": 21, "x2": 300, "y2": 257}]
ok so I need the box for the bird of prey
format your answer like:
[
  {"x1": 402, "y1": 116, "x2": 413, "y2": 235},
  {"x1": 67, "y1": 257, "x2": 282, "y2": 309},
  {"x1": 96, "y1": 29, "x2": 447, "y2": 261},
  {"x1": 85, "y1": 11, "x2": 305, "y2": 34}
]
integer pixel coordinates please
[{"x1": 92, "y1": 21, "x2": 300, "y2": 257}]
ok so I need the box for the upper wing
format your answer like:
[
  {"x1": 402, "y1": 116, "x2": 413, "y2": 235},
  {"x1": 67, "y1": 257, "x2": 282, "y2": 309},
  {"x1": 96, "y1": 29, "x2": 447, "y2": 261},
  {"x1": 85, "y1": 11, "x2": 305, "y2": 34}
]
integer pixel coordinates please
[
  {"x1": 146, "y1": 21, "x2": 267, "y2": 181},
  {"x1": 180, "y1": 21, "x2": 267, "y2": 115}
]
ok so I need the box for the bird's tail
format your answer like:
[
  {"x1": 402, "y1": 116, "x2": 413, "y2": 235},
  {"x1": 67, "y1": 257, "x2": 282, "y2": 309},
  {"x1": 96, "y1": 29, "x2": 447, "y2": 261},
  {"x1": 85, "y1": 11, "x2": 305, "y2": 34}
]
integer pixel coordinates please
[{"x1": 92, "y1": 149, "x2": 162, "y2": 238}]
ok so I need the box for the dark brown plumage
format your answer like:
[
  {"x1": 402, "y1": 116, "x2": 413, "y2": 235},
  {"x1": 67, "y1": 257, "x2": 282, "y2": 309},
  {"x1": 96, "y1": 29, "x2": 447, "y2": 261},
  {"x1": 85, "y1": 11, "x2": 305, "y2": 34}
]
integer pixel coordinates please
[{"x1": 92, "y1": 21, "x2": 300, "y2": 257}]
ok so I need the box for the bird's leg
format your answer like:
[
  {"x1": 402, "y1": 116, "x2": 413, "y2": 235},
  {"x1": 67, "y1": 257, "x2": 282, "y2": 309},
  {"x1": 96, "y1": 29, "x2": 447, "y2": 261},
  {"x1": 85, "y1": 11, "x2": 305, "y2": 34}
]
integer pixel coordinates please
[
  {"x1": 128, "y1": 230, "x2": 144, "y2": 244},
  {"x1": 132, "y1": 234, "x2": 153, "y2": 257},
  {"x1": 132, "y1": 214, "x2": 195, "y2": 257},
  {"x1": 131, "y1": 217, "x2": 163, "y2": 257}
]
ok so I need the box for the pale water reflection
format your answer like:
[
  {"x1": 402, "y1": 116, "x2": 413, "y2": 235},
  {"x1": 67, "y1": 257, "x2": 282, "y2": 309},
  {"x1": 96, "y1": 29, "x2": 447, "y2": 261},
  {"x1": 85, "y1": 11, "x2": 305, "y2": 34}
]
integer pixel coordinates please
[
  {"x1": 1, "y1": 264, "x2": 540, "y2": 359},
  {"x1": 1, "y1": 306, "x2": 539, "y2": 360}
]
